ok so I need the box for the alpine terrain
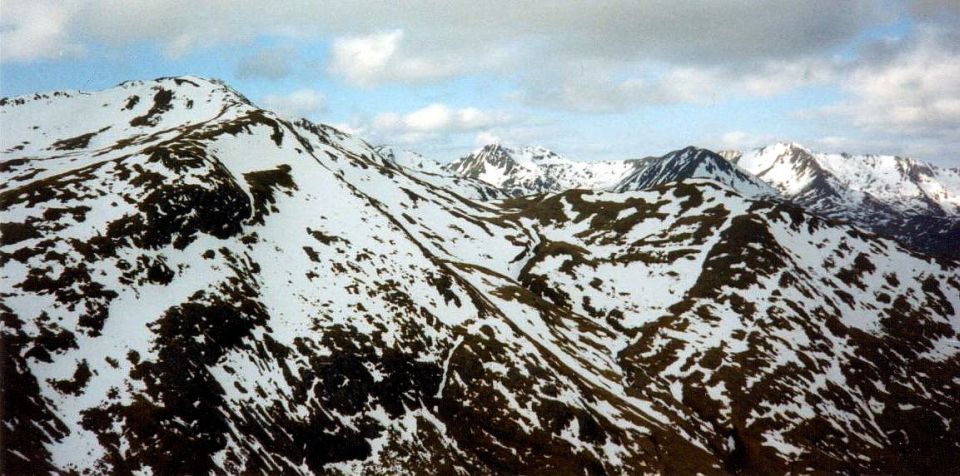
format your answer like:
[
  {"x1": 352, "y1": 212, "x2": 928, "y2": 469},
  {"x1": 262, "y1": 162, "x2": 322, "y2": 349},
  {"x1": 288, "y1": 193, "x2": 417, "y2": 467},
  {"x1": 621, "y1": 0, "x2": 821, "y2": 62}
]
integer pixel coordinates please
[
  {"x1": 445, "y1": 144, "x2": 636, "y2": 197},
  {"x1": 444, "y1": 144, "x2": 775, "y2": 200},
  {"x1": 723, "y1": 143, "x2": 960, "y2": 259},
  {"x1": 2, "y1": 77, "x2": 960, "y2": 474}
]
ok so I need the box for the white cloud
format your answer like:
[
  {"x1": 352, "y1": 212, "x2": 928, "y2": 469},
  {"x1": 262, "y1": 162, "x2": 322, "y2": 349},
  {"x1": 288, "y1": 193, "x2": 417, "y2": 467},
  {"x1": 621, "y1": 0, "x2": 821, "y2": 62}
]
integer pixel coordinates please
[
  {"x1": 4, "y1": 0, "x2": 958, "y2": 163},
  {"x1": 372, "y1": 103, "x2": 511, "y2": 134},
  {"x1": 3, "y1": 1, "x2": 891, "y2": 76},
  {"x1": 0, "y1": 0, "x2": 920, "y2": 121},
  {"x1": 806, "y1": 30, "x2": 960, "y2": 162},
  {"x1": 514, "y1": 54, "x2": 846, "y2": 113},
  {"x1": 717, "y1": 132, "x2": 776, "y2": 151},
  {"x1": 740, "y1": 59, "x2": 838, "y2": 96},
  {"x1": 347, "y1": 103, "x2": 516, "y2": 150},
  {"x1": 515, "y1": 63, "x2": 721, "y2": 113},
  {"x1": 326, "y1": 30, "x2": 514, "y2": 86},
  {"x1": 1, "y1": 0, "x2": 84, "y2": 62},
  {"x1": 841, "y1": 39, "x2": 960, "y2": 135},
  {"x1": 328, "y1": 30, "x2": 403, "y2": 86},
  {"x1": 47, "y1": 1, "x2": 888, "y2": 64},
  {"x1": 261, "y1": 89, "x2": 326, "y2": 119}
]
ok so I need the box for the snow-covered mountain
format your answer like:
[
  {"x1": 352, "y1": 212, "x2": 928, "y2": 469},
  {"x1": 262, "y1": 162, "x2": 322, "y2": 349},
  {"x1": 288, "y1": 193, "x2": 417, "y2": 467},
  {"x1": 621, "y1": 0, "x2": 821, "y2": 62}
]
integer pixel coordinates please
[
  {"x1": 445, "y1": 141, "x2": 955, "y2": 258},
  {"x1": 725, "y1": 142, "x2": 960, "y2": 258},
  {"x1": 611, "y1": 146, "x2": 777, "y2": 197},
  {"x1": 3, "y1": 78, "x2": 960, "y2": 474},
  {"x1": 445, "y1": 144, "x2": 636, "y2": 196},
  {"x1": 375, "y1": 145, "x2": 505, "y2": 201},
  {"x1": 446, "y1": 143, "x2": 775, "y2": 200}
]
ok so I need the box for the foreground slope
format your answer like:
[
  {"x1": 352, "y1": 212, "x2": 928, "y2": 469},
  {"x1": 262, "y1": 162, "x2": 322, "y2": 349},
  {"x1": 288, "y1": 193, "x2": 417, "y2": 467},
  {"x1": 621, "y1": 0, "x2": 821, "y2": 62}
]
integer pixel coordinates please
[
  {"x1": 726, "y1": 142, "x2": 960, "y2": 258},
  {"x1": 0, "y1": 77, "x2": 714, "y2": 474},
  {"x1": 2, "y1": 78, "x2": 959, "y2": 474},
  {"x1": 505, "y1": 183, "x2": 960, "y2": 473}
]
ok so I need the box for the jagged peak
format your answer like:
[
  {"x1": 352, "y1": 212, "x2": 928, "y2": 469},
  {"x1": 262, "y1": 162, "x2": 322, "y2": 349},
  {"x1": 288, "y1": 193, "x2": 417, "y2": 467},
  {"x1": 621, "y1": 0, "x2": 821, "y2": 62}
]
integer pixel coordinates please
[
  {"x1": 746, "y1": 142, "x2": 935, "y2": 172},
  {"x1": 677, "y1": 144, "x2": 708, "y2": 154},
  {"x1": 375, "y1": 145, "x2": 447, "y2": 173},
  {"x1": 472, "y1": 143, "x2": 516, "y2": 163},
  {"x1": 375, "y1": 144, "x2": 419, "y2": 158},
  {"x1": 470, "y1": 142, "x2": 509, "y2": 156},
  {"x1": 457, "y1": 143, "x2": 570, "y2": 170},
  {"x1": 517, "y1": 144, "x2": 560, "y2": 158},
  {"x1": 755, "y1": 142, "x2": 943, "y2": 176},
  {"x1": 717, "y1": 149, "x2": 743, "y2": 162}
]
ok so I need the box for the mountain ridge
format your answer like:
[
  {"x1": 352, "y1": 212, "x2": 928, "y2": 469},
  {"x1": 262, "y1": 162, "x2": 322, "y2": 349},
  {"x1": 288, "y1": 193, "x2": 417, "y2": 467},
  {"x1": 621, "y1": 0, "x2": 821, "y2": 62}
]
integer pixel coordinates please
[
  {"x1": 397, "y1": 139, "x2": 959, "y2": 258},
  {"x1": 444, "y1": 144, "x2": 636, "y2": 197},
  {"x1": 724, "y1": 142, "x2": 960, "y2": 259},
  {"x1": 2, "y1": 76, "x2": 959, "y2": 474},
  {"x1": 610, "y1": 146, "x2": 776, "y2": 197}
]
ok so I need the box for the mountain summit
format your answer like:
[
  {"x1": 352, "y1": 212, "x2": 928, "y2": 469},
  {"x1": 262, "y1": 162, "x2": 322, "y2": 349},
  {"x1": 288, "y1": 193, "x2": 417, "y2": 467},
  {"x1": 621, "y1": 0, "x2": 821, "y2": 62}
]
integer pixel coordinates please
[
  {"x1": 726, "y1": 142, "x2": 960, "y2": 258},
  {"x1": 445, "y1": 144, "x2": 635, "y2": 196},
  {"x1": 2, "y1": 77, "x2": 959, "y2": 474},
  {"x1": 612, "y1": 146, "x2": 776, "y2": 197}
]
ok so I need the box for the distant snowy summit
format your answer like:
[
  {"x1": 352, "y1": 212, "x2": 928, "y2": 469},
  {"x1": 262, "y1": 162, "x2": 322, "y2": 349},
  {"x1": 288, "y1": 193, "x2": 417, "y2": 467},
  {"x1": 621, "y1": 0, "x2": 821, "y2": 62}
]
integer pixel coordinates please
[
  {"x1": 723, "y1": 142, "x2": 960, "y2": 216},
  {"x1": 374, "y1": 146, "x2": 446, "y2": 175},
  {"x1": 444, "y1": 143, "x2": 635, "y2": 196},
  {"x1": 610, "y1": 146, "x2": 776, "y2": 197},
  {"x1": 723, "y1": 142, "x2": 960, "y2": 258}
]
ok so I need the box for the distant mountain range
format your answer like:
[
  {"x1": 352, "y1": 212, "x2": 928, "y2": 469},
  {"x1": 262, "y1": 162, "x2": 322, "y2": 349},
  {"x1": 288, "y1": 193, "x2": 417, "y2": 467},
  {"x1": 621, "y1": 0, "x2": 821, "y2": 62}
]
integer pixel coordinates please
[
  {"x1": 444, "y1": 143, "x2": 636, "y2": 196},
  {"x1": 381, "y1": 140, "x2": 960, "y2": 259},
  {"x1": 2, "y1": 77, "x2": 959, "y2": 474}
]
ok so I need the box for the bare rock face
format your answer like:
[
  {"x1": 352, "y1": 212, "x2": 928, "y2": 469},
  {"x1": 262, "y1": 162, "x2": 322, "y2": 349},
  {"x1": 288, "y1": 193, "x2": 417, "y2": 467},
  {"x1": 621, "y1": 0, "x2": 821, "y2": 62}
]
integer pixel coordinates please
[{"x1": 2, "y1": 77, "x2": 959, "y2": 474}]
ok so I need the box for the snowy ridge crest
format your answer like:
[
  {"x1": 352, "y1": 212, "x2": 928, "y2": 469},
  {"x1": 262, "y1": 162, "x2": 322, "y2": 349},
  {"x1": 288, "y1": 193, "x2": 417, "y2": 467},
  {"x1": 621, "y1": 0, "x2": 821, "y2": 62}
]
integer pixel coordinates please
[{"x1": 727, "y1": 142, "x2": 960, "y2": 258}]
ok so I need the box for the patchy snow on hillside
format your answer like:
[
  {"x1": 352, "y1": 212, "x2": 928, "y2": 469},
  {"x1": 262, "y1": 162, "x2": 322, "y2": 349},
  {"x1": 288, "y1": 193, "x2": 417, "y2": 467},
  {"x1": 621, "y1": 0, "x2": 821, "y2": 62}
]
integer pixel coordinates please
[{"x1": 3, "y1": 77, "x2": 960, "y2": 475}]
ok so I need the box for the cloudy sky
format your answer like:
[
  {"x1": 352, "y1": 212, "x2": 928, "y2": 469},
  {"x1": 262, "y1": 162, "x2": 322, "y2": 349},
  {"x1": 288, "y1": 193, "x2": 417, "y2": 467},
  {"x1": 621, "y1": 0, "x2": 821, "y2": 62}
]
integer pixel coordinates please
[{"x1": 2, "y1": 1, "x2": 959, "y2": 165}]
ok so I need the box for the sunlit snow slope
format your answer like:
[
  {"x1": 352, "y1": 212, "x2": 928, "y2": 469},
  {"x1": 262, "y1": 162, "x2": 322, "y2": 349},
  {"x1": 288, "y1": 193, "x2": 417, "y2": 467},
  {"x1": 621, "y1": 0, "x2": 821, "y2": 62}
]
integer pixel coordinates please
[
  {"x1": 446, "y1": 144, "x2": 636, "y2": 197},
  {"x1": 611, "y1": 146, "x2": 776, "y2": 197},
  {"x1": 726, "y1": 142, "x2": 960, "y2": 258},
  {"x1": 2, "y1": 78, "x2": 959, "y2": 474}
]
